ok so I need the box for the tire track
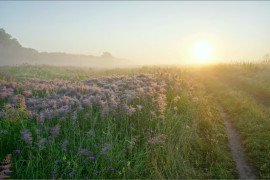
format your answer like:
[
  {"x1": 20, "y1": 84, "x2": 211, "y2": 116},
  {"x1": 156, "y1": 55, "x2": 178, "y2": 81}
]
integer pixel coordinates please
[
  {"x1": 214, "y1": 98, "x2": 258, "y2": 179},
  {"x1": 218, "y1": 77, "x2": 270, "y2": 107}
]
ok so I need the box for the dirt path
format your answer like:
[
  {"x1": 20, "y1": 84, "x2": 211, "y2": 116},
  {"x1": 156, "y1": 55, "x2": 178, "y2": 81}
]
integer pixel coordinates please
[{"x1": 214, "y1": 99, "x2": 258, "y2": 179}]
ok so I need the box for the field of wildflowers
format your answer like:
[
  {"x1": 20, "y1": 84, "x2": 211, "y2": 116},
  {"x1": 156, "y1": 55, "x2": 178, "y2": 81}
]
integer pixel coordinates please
[
  {"x1": 6, "y1": 64, "x2": 270, "y2": 179},
  {"x1": 0, "y1": 72, "x2": 168, "y2": 178}
]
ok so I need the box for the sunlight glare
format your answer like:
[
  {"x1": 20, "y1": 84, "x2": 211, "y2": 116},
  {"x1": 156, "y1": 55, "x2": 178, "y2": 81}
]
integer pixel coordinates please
[{"x1": 193, "y1": 42, "x2": 212, "y2": 63}]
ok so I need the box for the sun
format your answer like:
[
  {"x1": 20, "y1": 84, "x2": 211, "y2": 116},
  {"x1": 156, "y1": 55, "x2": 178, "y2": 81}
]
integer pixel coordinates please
[{"x1": 193, "y1": 42, "x2": 212, "y2": 63}]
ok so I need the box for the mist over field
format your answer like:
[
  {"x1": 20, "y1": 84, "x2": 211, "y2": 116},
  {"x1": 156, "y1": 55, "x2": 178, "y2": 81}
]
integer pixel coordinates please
[
  {"x1": 1, "y1": 1, "x2": 270, "y2": 66},
  {"x1": 0, "y1": 29, "x2": 132, "y2": 68},
  {"x1": 1, "y1": 28, "x2": 269, "y2": 68}
]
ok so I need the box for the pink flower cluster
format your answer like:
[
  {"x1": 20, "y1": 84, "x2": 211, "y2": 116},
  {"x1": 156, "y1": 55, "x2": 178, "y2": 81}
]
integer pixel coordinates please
[
  {"x1": 147, "y1": 134, "x2": 166, "y2": 145},
  {"x1": 0, "y1": 74, "x2": 167, "y2": 123}
]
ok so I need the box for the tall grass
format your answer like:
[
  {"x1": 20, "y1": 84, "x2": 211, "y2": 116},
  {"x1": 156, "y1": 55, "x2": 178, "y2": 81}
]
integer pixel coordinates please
[
  {"x1": 203, "y1": 75, "x2": 270, "y2": 178},
  {"x1": 0, "y1": 66, "x2": 237, "y2": 179}
]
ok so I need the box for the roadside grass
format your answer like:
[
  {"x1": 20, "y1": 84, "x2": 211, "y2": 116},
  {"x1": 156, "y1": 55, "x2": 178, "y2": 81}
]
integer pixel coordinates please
[
  {"x1": 217, "y1": 75, "x2": 270, "y2": 107},
  {"x1": 203, "y1": 75, "x2": 270, "y2": 179},
  {"x1": 146, "y1": 72, "x2": 237, "y2": 179}
]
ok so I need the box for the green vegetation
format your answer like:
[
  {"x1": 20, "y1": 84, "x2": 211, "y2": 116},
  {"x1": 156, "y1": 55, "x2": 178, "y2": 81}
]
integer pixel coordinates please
[
  {"x1": 1, "y1": 63, "x2": 270, "y2": 179},
  {"x1": 193, "y1": 63, "x2": 270, "y2": 178}
]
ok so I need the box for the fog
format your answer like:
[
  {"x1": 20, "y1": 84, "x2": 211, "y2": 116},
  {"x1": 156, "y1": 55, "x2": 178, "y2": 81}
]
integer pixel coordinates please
[
  {"x1": 1, "y1": 1, "x2": 270, "y2": 66},
  {"x1": 0, "y1": 29, "x2": 132, "y2": 68}
]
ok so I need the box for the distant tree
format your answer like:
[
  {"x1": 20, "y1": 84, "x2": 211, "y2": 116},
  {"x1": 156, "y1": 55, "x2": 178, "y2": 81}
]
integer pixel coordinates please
[
  {"x1": 0, "y1": 28, "x2": 11, "y2": 40},
  {"x1": 262, "y1": 53, "x2": 270, "y2": 63},
  {"x1": 0, "y1": 28, "x2": 22, "y2": 48},
  {"x1": 101, "y1": 52, "x2": 113, "y2": 59},
  {"x1": 0, "y1": 28, "x2": 39, "y2": 65}
]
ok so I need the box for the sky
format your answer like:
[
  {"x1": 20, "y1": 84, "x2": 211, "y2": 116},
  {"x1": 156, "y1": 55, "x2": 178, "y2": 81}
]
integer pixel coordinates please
[{"x1": 1, "y1": 1, "x2": 270, "y2": 65}]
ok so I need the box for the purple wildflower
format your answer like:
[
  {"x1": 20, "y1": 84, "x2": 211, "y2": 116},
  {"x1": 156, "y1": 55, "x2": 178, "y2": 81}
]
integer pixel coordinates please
[
  {"x1": 15, "y1": 150, "x2": 21, "y2": 154},
  {"x1": 62, "y1": 139, "x2": 69, "y2": 148},
  {"x1": 89, "y1": 156, "x2": 95, "y2": 160},
  {"x1": 37, "y1": 138, "x2": 47, "y2": 149},
  {"x1": 3, "y1": 168, "x2": 10, "y2": 174},
  {"x1": 79, "y1": 149, "x2": 89, "y2": 155},
  {"x1": 110, "y1": 167, "x2": 114, "y2": 172},
  {"x1": 20, "y1": 129, "x2": 32, "y2": 144},
  {"x1": 83, "y1": 160, "x2": 87, "y2": 163},
  {"x1": 86, "y1": 130, "x2": 95, "y2": 137},
  {"x1": 64, "y1": 149, "x2": 67, "y2": 152},
  {"x1": 48, "y1": 124, "x2": 61, "y2": 138}
]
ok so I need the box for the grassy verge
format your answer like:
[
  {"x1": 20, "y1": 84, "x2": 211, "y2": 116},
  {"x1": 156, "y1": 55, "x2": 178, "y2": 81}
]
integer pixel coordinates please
[
  {"x1": 215, "y1": 74, "x2": 270, "y2": 106},
  {"x1": 148, "y1": 74, "x2": 236, "y2": 179},
  {"x1": 203, "y1": 75, "x2": 270, "y2": 178}
]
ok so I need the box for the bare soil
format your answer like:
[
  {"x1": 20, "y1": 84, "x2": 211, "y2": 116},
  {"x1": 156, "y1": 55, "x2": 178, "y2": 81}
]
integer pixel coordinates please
[{"x1": 215, "y1": 99, "x2": 258, "y2": 179}]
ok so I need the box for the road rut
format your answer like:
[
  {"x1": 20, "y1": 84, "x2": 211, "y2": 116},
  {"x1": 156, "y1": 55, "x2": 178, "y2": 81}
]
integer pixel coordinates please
[{"x1": 215, "y1": 99, "x2": 257, "y2": 179}]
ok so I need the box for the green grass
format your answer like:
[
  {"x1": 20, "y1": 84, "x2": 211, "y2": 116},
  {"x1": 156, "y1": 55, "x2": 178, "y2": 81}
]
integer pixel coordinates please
[
  {"x1": 149, "y1": 77, "x2": 236, "y2": 179},
  {"x1": 213, "y1": 71, "x2": 270, "y2": 107},
  {"x1": 0, "y1": 64, "x2": 163, "y2": 81},
  {"x1": 151, "y1": 79, "x2": 237, "y2": 179},
  {"x1": 202, "y1": 75, "x2": 270, "y2": 178},
  {"x1": 2, "y1": 63, "x2": 270, "y2": 179}
]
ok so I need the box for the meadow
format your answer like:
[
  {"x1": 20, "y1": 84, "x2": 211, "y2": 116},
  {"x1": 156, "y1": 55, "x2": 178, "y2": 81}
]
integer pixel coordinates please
[{"x1": 0, "y1": 63, "x2": 270, "y2": 179}]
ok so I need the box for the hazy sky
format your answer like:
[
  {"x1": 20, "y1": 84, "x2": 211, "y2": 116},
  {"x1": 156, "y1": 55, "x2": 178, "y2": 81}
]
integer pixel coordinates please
[{"x1": 1, "y1": 1, "x2": 270, "y2": 64}]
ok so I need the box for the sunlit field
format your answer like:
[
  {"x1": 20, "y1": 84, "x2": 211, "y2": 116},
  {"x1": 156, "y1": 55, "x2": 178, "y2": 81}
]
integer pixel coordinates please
[
  {"x1": 1, "y1": 1, "x2": 270, "y2": 179},
  {"x1": 1, "y1": 63, "x2": 270, "y2": 179}
]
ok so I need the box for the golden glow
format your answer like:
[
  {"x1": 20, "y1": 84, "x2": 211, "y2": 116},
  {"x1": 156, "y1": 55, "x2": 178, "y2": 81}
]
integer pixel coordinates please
[{"x1": 193, "y1": 42, "x2": 212, "y2": 63}]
